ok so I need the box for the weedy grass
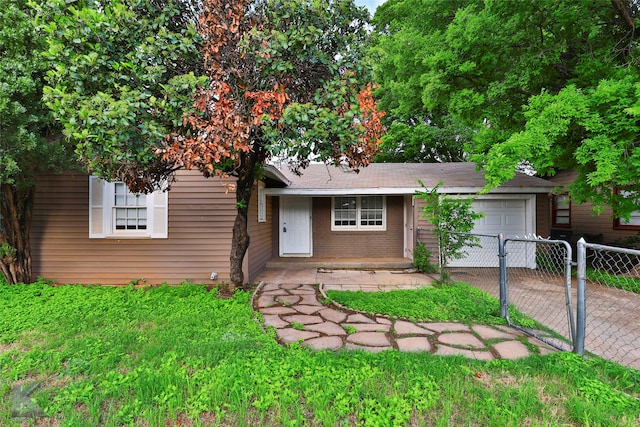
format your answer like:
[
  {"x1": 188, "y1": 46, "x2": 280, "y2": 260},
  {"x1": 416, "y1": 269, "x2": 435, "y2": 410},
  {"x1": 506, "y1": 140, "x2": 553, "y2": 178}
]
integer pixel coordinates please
[
  {"x1": 326, "y1": 281, "x2": 538, "y2": 328},
  {"x1": 586, "y1": 268, "x2": 640, "y2": 294},
  {"x1": 0, "y1": 280, "x2": 639, "y2": 426}
]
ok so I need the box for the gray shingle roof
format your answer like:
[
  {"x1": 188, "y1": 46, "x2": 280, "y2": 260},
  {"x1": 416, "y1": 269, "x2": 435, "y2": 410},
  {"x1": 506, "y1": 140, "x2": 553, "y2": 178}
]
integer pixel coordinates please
[{"x1": 266, "y1": 162, "x2": 555, "y2": 195}]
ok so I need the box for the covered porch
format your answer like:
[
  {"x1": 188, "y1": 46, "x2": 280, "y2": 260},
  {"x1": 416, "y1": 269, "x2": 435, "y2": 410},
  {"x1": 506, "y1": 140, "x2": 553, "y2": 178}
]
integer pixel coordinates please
[{"x1": 265, "y1": 256, "x2": 413, "y2": 270}]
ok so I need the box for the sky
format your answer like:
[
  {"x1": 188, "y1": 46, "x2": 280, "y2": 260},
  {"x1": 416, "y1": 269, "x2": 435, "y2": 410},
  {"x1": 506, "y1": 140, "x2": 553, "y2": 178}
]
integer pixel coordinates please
[{"x1": 355, "y1": 0, "x2": 387, "y2": 15}]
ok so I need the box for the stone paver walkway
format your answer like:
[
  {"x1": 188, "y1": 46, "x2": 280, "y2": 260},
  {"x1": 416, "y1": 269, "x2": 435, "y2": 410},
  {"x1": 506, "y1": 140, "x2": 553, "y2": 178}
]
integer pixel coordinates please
[{"x1": 253, "y1": 282, "x2": 557, "y2": 360}]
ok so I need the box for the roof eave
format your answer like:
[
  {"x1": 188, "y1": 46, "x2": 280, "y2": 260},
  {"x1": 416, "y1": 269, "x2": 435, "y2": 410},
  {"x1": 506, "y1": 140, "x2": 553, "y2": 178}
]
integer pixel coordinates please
[
  {"x1": 263, "y1": 164, "x2": 292, "y2": 186},
  {"x1": 264, "y1": 186, "x2": 554, "y2": 196}
]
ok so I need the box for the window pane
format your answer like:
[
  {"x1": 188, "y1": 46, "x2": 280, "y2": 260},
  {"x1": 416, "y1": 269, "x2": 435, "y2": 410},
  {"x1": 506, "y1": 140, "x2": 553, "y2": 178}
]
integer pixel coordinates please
[
  {"x1": 361, "y1": 196, "x2": 383, "y2": 210},
  {"x1": 334, "y1": 197, "x2": 357, "y2": 227},
  {"x1": 558, "y1": 197, "x2": 570, "y2": 209},
  {"x1": 623, "y1": 212, "x2": 640, "y2": 226},
  {"x1": 114, "y1": 207, "x2": 147, "y2": 231},
  {"x1": 360, "y1": 196, "x2": 383, "y2": 226},
  {"x1": 335, "y1": 197, "x2": 356, "y2": 210}
]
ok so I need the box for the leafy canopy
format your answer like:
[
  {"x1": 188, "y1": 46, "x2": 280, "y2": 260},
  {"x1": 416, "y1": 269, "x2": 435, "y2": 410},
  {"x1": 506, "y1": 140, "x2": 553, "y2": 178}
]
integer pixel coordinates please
[
  {"x1": 373, "y1": 0, "x2": 640, "y2": 216},
  {"x1": 371, "y1": 0, "x2": 472, "y2": 163},
  {"x1": 0, "y1": 0, "x2": 68, "y2": 188},
  {"x1": 164, "y1": 0, "x2": 384, "y2": 178},
  {"x1": 39, "y1": 0, "x2": 204, "y2": 192}
]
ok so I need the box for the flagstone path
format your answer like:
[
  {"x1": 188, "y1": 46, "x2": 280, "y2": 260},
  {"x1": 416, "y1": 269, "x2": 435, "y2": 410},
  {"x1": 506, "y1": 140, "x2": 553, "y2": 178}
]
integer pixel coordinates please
[{"x1": 253, "y1": 282, "x2": 558, "y2": 360}]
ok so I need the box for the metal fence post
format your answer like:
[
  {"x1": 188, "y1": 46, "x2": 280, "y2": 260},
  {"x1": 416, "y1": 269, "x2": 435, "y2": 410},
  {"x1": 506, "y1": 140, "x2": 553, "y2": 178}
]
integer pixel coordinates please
[
  {"x1": 575, "y1": 238, "x2": 587, "y2": 355},
  {"x1": 563, "y1": 241, "x2": 576, "y2": 343},
  {"x1": 498, "y1": 233, "x2": 509, "y2": 321}
]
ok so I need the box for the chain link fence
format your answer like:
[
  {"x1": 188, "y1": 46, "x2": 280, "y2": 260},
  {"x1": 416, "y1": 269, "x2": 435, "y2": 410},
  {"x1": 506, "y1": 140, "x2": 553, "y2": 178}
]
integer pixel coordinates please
[
  {"x1": 419, "y1": 229, "x2": 640, "y2": 369},
  {"x1": 577, "y1": 240, "x2": 640, "y2": 369}
]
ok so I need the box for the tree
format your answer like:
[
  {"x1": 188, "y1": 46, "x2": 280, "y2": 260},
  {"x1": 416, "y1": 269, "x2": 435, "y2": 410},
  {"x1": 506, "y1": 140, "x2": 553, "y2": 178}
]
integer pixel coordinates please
[
  {"x1": 164, "y1": 0, "x2": 384, "y2": 291},
  {"x1": 415, "y1": 182, "x2": 484, "y2": 283},
  {"x1": 43, "y1": 0, "x2": 384, "y2": 292},
  {"x1": 373, "y1": 0, "x2": 640, "y2": 216},
  {"x1": 371, "y1": 0, "x2": 473, "y2": 163},
  {"x1": 40, "y1": 0, "x2": 204, "y2": 193},
  {"x1": 374, "y1": 116, "x2": 470, "y2": 163},
  {"x1": 0, "y1": 0, "x2": 71, "y2": 284}
]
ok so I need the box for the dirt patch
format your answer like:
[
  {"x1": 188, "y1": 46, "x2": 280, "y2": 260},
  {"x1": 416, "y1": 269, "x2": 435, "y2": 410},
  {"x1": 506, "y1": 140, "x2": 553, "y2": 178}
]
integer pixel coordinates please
[{"x1": 0, "y1": 342, "x2": 19, "y2": 355}]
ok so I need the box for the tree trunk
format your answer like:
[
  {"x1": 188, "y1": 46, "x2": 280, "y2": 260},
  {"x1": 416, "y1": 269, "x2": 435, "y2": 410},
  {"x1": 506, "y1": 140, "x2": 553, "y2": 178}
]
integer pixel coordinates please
[
  {"x1": 228, "y1": 148, "x2": 263, "y2": 293},
  {"x1": 0, "y1": 184, "x2": 35, "y2": 284}
]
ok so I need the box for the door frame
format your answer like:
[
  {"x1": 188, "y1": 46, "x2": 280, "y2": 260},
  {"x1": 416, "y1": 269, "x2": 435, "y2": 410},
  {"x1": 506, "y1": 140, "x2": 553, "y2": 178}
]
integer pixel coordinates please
[
  {"x1": 279, "y1": 196, "x2": 313, "y2": 257},
  {"x1": 404, "y1": 195, "x2": 415, "y2": 259}
]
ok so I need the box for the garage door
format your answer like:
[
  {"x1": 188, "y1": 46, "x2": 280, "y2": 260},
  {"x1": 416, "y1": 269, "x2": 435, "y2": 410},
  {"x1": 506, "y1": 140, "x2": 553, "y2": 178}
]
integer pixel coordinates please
[{"x1": 448, "y1": 199, "x2": 535, "y2": 268}]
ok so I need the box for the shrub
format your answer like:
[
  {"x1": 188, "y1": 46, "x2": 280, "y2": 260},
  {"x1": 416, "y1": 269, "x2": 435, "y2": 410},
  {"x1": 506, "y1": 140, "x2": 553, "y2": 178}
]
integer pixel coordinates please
[{"x1": 413, "y1": 241, "x2": 437, "y2": 273}]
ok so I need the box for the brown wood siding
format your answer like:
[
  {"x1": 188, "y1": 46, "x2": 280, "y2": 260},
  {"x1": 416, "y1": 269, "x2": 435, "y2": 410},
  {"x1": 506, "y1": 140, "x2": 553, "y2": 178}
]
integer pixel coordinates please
[
  {"x1": 247, "y1": 189, "x2": 273, "y2": 282},
  {"x1": 549, "y1": 170, "x2": 639, "y2": 246},
  {"x1": 536, "y1": 194, "x2": 551, "y2": 237},
  {"x1": 311, "y1": 196, "x2": 404, "y2": 258},
  {"x1": 31, "y1": 171, "x2": 237, "y2": 285},
  {"x1": 414, "y1": 198, "x2": 440, "y2": 264}
]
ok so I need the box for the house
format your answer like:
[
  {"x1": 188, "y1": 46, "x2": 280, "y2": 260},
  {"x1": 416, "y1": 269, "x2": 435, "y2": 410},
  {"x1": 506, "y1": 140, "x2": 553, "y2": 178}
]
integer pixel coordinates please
[
  {"x1": 547, "y1": 169, "x2": 640, "y2": 248},
  {"x1": 30, "y1": 163, "x2": 555, "y2": 285}
]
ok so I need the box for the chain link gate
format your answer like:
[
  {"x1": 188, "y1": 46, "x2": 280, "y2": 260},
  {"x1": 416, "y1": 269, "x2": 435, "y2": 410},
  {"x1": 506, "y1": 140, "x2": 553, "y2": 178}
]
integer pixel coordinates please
[
  {"x1": 501, "y1": 236, "x2": 575, "y2": 352},
  {"x1": 443, "y1": 233, "x2": 576, "y2": 352}
]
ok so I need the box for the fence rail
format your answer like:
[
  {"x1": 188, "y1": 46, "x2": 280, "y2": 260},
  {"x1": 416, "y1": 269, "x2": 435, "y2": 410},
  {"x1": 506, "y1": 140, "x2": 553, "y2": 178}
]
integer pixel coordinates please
[{"x1": 417, "y1": 228, "x2": 640, "y2": 369}]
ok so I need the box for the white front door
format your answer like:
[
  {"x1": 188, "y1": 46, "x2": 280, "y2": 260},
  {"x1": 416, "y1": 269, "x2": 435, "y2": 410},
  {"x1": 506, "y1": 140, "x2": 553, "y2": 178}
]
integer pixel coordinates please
[{"x1": 280, "y1": 197, "x2": 312, "y2": 257}]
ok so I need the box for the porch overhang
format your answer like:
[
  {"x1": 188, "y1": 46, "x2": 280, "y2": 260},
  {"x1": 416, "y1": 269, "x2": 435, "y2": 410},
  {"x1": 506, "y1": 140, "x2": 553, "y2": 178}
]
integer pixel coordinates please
[{"x1": 264, "y1": 186, "x2": 554, "y2": 196}]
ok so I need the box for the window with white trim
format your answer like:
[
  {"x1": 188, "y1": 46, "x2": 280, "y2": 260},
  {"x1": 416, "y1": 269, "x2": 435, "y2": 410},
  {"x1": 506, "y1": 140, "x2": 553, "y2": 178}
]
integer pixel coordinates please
[
  {"x1": 89, "y1": 176, "x2": 168, "y2": 238},
  {"x1": 114, "y1": 182, "x2": 147, "y2": 230},
  {"x1": 332, "y1": 196, "x2": 386, "y2": 230}
]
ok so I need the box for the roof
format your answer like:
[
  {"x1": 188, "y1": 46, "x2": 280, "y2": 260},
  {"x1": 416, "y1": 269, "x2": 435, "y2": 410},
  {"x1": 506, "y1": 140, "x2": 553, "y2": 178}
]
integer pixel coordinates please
[{"x1": 264, "y1": 162, "x2": 555, "y2": 196}]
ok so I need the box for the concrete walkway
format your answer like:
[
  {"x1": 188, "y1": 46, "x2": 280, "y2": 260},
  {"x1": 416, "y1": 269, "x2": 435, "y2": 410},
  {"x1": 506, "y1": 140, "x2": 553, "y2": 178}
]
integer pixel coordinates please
[{"x1": 253, "y1": 270, "x2": 557, "y2": 360}]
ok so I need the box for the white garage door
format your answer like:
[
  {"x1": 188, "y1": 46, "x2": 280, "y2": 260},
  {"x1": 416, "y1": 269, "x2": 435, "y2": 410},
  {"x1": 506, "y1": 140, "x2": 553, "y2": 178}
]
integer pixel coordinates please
[{"x1": 448, "y1": 199, "x2": 535, "y2": 268}]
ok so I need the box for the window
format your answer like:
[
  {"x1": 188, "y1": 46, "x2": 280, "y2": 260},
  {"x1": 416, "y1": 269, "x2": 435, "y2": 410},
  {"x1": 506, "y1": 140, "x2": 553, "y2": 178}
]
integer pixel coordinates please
[
  {"x1": 257, "y1": 181, "x2": 266, "y2": 223},
  {"x1": 114, "y1": 183, "x2": 147, "y2": 230},
  {"x1": 552, "y1": 194, "x2": 571, "y2": 227},
  {"x1": 332, "y1": 196, "x2": 386, "y2": 230},
  {"x1": 613, "y1": 189, "x2": 640, "y2": 230},
  {"x1": 617, "y1": 212, "x2": 640, "y2": 228},
  {"x1": 89, "y1": 176, "x2": 168, "y2": 238}
]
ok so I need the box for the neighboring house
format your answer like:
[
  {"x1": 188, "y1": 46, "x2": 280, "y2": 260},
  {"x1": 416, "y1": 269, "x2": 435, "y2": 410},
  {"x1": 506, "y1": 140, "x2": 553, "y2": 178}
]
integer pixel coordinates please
[
  {"x1": 30, "y1": 162, "x2": 555, "y2": 285},
  {"x1": 547, "y1": 169, "x2": 640, "y2": 248}
]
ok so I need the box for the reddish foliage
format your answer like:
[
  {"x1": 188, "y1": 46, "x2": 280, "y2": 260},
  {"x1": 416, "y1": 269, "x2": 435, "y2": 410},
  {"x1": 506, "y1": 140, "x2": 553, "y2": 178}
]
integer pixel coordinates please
[
  {"x1": 245, "y1": 83, "x2": 288, "y2": 126},
  {"x1": 332, "y1": 84, "x2": 385, "y2": 172},
  {"x1": 164, "y1": 0, "x2": 384, "y2": 178}
]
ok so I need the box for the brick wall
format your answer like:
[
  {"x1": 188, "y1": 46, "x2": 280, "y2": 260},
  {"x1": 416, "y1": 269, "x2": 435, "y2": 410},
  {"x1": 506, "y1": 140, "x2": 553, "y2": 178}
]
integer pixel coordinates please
[{"x1": 312, "y1": 196, "x2": 404, "y2": 258}]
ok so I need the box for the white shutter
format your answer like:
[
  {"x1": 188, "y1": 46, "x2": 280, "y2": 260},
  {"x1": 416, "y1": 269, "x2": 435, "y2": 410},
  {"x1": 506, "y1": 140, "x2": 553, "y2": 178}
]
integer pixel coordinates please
[
  {"x1": 89, "y1": 176, "x2": 106, "y2": 238},
  {"x1": 257, "y1": 181, "x2": 266, "y2": 222},
  {"x1": 90, "y1": 176, "x2": 168, "y2": 239},
  {"x1": 149, "y1": 190, "x2": 168, "y2": 238}
]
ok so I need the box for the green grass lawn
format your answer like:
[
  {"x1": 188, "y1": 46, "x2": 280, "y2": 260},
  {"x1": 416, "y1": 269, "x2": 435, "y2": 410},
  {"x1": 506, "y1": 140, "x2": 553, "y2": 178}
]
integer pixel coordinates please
[{"x1": 1, "y1": 280, "x2": 639, "y2": 426}]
